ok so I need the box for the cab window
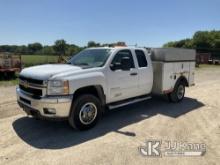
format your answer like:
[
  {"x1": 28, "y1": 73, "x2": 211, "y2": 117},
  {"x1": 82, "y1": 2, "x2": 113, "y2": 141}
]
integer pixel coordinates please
[
  {"x1": 110, "y1": 50, "x2": 135, "y2": 70},
  {"x1": 135, "y1": 50, "x2": 148, "y2": 67}
]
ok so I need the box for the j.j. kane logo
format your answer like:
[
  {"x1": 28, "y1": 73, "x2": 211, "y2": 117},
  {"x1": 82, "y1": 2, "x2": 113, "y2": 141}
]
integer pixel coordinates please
[{"x1": 139, "y1": 140, "x2": 206, "y2": 157}]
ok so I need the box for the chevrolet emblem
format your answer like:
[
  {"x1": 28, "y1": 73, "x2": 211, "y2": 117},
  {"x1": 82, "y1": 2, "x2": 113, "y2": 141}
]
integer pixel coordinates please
[{"x1": 21, "y1": 80, "x2": 29, "y2": 88}]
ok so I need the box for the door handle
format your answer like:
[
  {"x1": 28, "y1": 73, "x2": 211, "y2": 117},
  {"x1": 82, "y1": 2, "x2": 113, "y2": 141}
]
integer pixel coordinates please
[{"x1": 130, "y1": 72, "x2": 138, "y2": 76}]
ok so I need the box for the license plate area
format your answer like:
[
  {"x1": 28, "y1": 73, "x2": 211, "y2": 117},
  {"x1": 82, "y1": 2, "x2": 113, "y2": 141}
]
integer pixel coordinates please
[
  {"x1": 22, "y1": 104, "x2": 39, "y2": 117},
  {"x1": 20, "y1": 97, "x2": 31, "y2": 105}
]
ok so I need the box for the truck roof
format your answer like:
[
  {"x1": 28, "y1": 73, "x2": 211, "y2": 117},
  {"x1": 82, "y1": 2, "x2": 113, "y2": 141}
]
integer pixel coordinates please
[{"x1": 87, "y1": 46, "x2": 146, "y2": 51}]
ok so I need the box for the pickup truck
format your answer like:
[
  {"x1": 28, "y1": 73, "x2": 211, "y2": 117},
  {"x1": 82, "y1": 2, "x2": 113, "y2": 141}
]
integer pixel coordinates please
[{"x1": 16, "y1": 47, "x2": 196, "y2": 130}]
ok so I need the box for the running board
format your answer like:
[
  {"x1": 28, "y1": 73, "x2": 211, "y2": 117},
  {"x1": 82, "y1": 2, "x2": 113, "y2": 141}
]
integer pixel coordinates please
[{"x1": 108, "y1": 96, "x2": 152, "y2": 110}]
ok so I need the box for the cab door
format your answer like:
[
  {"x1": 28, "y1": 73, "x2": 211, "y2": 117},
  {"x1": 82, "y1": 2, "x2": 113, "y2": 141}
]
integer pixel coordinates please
[
  {"x1": 107, "y1": 49, "x2": 139, "y2": 103},
  {"x1": 134, "y1": 49, "x2": 153, "y2": 95}
]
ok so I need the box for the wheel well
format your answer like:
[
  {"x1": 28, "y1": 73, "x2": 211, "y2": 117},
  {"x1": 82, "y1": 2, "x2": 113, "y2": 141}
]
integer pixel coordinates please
[
  {"x1": 178, "y1": 76, "x2": 189, "y2": 87},
  {"x1": 73, "y1": 86, "x2": 106, "y2": 106}
]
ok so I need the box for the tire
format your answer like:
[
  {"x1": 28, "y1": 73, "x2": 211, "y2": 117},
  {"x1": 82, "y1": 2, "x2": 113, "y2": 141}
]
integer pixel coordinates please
[
  {"x1": 68, "y1": 94, "x2": 102, "y2": 130},
  {"x1": 32, "y1": 116, "x2": 40, "y2": 120},
  {"x1": 168, "y1": 81, "x2": 185, "y2": 103}
]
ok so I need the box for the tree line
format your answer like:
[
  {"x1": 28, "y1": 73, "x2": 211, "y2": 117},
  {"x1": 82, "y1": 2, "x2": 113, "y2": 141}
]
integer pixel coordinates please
[
  {"x1": 3, "y1": 30, "x2": 219, "y2": 56},
  {"x1": 0, "y1": 40, "x2": 126, "y2": 56},
  {"x1": 163, "y1": 30, "x2": 220, "y2": 51},
  {"x1": 0, "y1": 40, "x2": 83, "y2": 56}
]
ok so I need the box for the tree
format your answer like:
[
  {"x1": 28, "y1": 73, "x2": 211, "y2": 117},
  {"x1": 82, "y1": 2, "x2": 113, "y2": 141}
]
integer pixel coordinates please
[
  {"x1": 214, "y1": 39, "x2": 220, "y2": 49},
  {"x1": 87, "y1": 41, "x2": 100, "y2": 47},
  {"x1": 66, "y1": 44, "x2": 81, "y2": 56},
  {"x1": 53, "y1": 39, "x2": 67, "y2": 55},
  {"x1": 182, "y1": 39, "x2": 194, "y2": 48},
  {"x1": 28, "y1": 43, "x2": 43, "y2": 54},
  {"x1": 192, "y1": 31, "x2": 213, "y2": 49},
  {"x1": 0, "y1": 45, "x2": 17, "y2": 52},
  {"x1": 116, "y1": 41, "x2": 126, "y2": 46},
  {"x1": 15, "y1": 45, "x2": 28, "y2": 54},
  {"x1": 42, "y1": 46, "x2": 55, "y2": 55},
  {"x1": 163, "y1": 30, "x2": 220, "y2": 49},
  {"x1": 163, "y1": 39, "x2": 193, "y2": 48},
  {"x1": 163, "y1": 41, "x2": 176, "y2": 48}
]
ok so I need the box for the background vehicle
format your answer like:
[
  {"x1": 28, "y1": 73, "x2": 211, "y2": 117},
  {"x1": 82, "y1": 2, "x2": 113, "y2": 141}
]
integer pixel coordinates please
[
  {"x1": 16, "y1": 47, "x2": 196, "y2": 130},
  {"x1": 0, "y1": 52, "x2": 21, "y2": 78}
]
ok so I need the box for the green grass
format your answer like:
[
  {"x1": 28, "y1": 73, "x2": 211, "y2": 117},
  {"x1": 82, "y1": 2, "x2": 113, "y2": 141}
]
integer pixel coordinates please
[
  {"x1": 0, "y1": 55, "x2": 59, "y2": 86},
  {"x1": 0, "y1": 54, "x2": 70, "y2": 86},
  {"x1": 0, "y1": 78, "x2": 18, "y2": 86},
  {"x1": 21, "y1": 55, "x2": 59, "y2": 67}
]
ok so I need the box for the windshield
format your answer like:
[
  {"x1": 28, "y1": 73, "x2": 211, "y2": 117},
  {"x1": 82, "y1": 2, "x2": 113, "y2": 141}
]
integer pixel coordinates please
[{"x1": 68, "y1": 49, "x2": 112, "y2": 68}]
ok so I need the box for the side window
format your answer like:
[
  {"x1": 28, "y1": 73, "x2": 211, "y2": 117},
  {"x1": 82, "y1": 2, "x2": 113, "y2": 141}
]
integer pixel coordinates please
[
  {"x1": 111, "y1": 50, "x2": 135, "y2": 70},
  {"x1": 135, "y1": 50, "x2": 148, "y2": 67}
]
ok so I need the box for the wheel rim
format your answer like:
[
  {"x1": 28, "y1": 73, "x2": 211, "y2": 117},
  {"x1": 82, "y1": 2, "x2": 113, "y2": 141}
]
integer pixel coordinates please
[
  {"x1": 177, "y1": 84, "x2": 185, "y2": 100},
  {"x1": 79, "y1": 102, "x2": 97, "y2": 125}
]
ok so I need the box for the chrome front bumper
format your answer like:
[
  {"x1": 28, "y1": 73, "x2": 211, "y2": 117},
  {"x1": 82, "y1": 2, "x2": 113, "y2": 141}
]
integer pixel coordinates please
[{"x1": 16, "y1": 87, "x2": 72, "y2": 118}]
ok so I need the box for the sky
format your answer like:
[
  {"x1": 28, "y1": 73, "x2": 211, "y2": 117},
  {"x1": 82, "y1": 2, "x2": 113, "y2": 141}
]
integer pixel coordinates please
[{"x1": 0, "y1": 0, "x2": 219, "y2": 47}]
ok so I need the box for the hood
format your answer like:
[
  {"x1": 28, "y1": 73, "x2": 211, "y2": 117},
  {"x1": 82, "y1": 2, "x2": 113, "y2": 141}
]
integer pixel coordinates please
[{"x1": 20, "y1": 64, "x2": 82, "y2": 80}]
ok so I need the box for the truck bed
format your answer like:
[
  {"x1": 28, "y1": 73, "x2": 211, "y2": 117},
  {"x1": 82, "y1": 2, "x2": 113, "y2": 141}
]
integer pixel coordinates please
[
  {"x1": 150, "y1": 48, "x2": 196, "y2": 94},
  {"x1": 150, "y1": 48, "x2": 196, "y2": 62}
]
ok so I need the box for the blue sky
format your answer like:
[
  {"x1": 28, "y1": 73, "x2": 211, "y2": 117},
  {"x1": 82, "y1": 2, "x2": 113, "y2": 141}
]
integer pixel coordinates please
[{"x1": 0, "y1": 0, "x2": 219, "y2": 47}]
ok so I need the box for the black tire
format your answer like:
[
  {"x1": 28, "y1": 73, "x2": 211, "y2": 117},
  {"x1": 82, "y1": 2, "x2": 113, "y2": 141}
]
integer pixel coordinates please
[
  {"x1": 168, "y1": 81, "x2": 185, "y2": 103},
  {"x1": 68, "y1": 94, "x2": 102, "y2": 130},
  {"x1": 32, "y1": 116, "x2": 40, "y2": 120}
]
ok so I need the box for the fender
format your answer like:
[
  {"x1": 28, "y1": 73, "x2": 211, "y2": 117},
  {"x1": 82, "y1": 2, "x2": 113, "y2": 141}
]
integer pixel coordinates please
[
  {"x1": 94, "y1": 85, "x2": 106, "y2": 106},
  {"x1": 176, "y1": 76, "x2": 189, "y2": 87}
]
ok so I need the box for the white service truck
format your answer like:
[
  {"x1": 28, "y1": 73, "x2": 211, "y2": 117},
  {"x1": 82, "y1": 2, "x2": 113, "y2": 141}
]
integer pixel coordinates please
[{"x1": 16, "y1": 47, "x2": 195, "y2": 130}]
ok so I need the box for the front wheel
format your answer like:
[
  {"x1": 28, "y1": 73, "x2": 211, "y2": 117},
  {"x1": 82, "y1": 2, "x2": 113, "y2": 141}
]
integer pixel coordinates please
[
  {"x1": 68, "y1": 94, "x2": 102, "y2": 130},
  {"x1": 168, "y1": 81, "x2": 185, "y2": 103}
]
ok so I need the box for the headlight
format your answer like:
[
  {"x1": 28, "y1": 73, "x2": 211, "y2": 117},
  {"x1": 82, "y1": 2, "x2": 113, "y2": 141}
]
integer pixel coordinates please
[{"x1": 47, "y1": 80, "x2": 69, "y2": 95}]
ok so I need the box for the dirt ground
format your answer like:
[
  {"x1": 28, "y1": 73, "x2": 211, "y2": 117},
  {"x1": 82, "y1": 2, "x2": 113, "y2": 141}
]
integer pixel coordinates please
[{"x1": 0, "y1": 66, "x2": 220, "y2": 165}]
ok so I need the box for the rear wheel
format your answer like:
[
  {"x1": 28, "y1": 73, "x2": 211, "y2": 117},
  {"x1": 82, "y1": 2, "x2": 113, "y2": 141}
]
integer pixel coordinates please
[
  {"x1": 168, "y1": 81, "x2": 185, "y2": 103},
  {"x1": 68, "y1": 94, "x2": 102, "y2": 130}
]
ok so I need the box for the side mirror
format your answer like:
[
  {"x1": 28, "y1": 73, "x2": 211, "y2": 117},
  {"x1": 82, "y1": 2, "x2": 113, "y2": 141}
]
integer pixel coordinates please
[
  {"x1": 121, "y1": 57, "x2": 131, "y2": 71},
  {"x1": 110, "y1": 62, "x2": 121, "y2": 71}
]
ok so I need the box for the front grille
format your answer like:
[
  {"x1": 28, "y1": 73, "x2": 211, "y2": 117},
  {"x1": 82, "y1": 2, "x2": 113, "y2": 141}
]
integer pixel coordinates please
[
  {"x1": 19, "y1": 84, "x2": 43, "y2": 97},
  {"x1": 19, "y1": 76, "x2": 44, "y2": 85},
  {"x1": 20, "y1": 97, "x2": 31, "y2": 105},
  {"x1": 19, "y1": 76, "x2": 45, "y2": 98}
]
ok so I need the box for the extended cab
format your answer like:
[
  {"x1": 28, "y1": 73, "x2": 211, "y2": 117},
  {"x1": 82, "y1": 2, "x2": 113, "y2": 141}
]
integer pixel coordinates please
[{"x1": 16, "y1": 47, "x2": 195, "y2": 130}]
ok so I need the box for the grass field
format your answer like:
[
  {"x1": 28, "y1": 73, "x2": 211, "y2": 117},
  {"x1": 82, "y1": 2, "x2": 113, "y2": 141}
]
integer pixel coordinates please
[
  {"x1": 0, "y1": 78, "x2": 18, "y2": 86},
  {"x1": 21, "y1": 55, "x2": 59, "y2": 67},
  {"x1": 0, "y1": 54, "x2": 67, "y2": 85}
]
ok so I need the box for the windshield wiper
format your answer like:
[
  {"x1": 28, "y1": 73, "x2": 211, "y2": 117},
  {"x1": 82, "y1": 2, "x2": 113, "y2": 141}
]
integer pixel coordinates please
[{"x1": 73, "y1": 62, "x2": 89, "y2": 66}]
